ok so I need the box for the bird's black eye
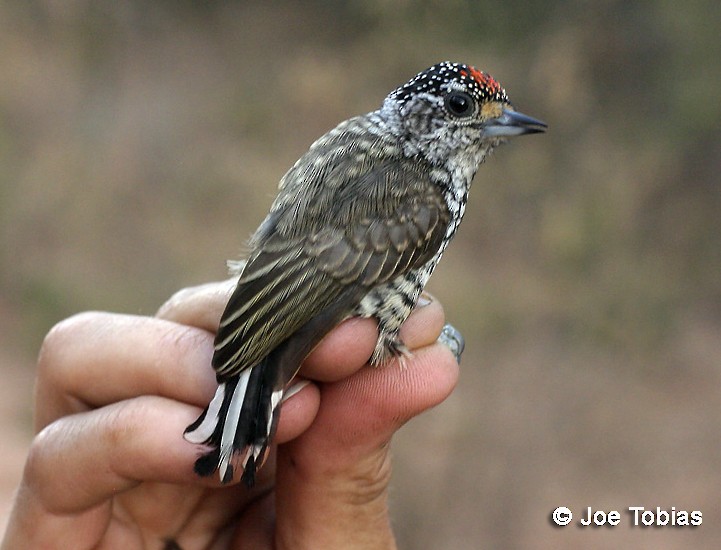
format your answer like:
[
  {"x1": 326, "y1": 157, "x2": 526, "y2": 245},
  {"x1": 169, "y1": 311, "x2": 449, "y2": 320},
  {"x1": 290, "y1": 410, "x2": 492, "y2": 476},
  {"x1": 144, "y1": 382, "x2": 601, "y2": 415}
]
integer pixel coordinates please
[{"x1": 445, "y1": 91, "x2": 475, "y2": 117}]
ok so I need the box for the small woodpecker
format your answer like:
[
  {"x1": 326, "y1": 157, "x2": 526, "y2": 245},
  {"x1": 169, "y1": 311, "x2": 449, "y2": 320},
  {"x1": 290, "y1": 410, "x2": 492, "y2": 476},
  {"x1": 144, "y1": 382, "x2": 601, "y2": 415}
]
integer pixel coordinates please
[{"x1": 184, "y1": 61, "x2": 547, "y2": 486}]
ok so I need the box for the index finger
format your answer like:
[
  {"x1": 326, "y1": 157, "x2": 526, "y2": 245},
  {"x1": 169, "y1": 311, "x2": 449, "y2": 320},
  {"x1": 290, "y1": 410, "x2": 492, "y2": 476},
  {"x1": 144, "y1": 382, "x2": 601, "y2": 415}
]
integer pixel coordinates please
[{"x1": 34, "y1": 312, "x2": 219, "y2": 430}]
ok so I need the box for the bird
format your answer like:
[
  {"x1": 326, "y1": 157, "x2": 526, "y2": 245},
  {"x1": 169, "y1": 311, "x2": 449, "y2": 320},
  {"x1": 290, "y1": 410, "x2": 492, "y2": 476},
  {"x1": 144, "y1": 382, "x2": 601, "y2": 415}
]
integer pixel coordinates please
[{"x1": 184, "y1": 61, "x2": 546, "y2": 486}]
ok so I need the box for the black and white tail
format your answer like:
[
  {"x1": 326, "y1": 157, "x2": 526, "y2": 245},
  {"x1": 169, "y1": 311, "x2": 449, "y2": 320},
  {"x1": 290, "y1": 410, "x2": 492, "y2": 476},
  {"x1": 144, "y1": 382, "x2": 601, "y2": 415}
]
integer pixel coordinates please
[
  {"x1": 184, "y1": 358, "x2": 284, "y2": 487},
  {"x1": 185, "y1": 285, "x2": 361, "y2": 486}
]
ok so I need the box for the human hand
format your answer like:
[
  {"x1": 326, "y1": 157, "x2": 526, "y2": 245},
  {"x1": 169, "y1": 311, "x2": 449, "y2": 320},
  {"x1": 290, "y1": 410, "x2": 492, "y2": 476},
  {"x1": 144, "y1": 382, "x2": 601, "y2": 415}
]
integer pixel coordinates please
[{"x1": 1, "y1": 279, "x2": 459, "y2": 549}]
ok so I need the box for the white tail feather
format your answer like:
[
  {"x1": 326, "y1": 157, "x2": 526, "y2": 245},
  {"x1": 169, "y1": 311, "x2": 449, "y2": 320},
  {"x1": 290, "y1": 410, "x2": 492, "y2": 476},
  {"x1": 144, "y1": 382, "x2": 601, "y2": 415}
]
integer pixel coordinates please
[
  {"x1": 184, "y1": 382, "x2": 227, "y2": 444},
  {"x1": 282, "y1": 380, "x2": 310, "y2": 402},
  {"x1": 218, "y1": 370, "x2": 252, "y2": 482},
  {"x1": 266, "y1": 389, "x2": 284, "y2": 439}
]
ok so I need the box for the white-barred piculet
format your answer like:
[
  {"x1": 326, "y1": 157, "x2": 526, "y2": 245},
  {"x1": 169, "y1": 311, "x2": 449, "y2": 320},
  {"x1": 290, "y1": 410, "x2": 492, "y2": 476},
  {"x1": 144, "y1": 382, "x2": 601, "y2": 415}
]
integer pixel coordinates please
[{"x1": 184, "y1": 61, "x2": 546, "y2": 486}]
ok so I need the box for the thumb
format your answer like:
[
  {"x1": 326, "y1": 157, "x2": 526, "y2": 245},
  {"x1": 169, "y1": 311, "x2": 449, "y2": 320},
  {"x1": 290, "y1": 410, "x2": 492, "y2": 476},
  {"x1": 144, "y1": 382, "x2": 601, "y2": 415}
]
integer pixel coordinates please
[{"x1": 274, "y1": 342, "x2": 459, "y2": 550}]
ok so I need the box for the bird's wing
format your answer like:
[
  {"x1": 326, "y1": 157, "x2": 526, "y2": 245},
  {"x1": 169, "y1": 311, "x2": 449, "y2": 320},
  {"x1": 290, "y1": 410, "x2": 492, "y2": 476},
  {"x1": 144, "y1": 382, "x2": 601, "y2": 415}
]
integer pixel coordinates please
[{"x1": 212, "y1": 152, "x2": 450, "y2": 379}]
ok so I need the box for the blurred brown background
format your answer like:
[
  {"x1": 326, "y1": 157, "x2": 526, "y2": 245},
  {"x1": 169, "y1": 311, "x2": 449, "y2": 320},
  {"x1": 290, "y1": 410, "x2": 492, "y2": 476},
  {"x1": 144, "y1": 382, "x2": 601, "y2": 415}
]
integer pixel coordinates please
[{"x1": 1, "y1": 1, "x2": 720, "y2": 548}]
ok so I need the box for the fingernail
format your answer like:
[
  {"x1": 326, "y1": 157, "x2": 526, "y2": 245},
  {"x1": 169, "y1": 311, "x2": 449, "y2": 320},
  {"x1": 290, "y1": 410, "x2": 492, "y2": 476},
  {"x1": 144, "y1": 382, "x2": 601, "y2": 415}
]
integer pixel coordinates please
[
  {"x1": 417, "y1": 292, "x2": 433, "y2": 307},
  {"x1": 437, "y1": 323, "x2": 465, "y2": 363}
]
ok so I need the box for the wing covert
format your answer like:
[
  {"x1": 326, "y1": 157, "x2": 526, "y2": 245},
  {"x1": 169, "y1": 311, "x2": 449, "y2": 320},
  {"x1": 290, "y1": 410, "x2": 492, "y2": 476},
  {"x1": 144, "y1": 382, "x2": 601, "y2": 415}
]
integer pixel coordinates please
[{"x1": 212, "y1": 140, "x2": 450, "y2": 379}]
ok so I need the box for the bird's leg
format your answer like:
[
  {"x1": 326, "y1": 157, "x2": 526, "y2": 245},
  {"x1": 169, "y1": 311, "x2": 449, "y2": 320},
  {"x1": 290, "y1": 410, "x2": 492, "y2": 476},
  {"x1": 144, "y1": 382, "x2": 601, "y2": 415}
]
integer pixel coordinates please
[
  {"x1": 363, "y1": 274, "x2": 427, "y2": 368},
  {"x1": 371, "y1": 329, "x2": 413, "y2": 368}
]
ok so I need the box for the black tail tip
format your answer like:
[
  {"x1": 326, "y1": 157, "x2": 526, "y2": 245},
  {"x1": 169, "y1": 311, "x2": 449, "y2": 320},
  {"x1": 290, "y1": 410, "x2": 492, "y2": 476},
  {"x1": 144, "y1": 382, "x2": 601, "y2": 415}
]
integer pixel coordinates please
[
  {"x1": 241, "y1": 456, "x2": 257, "y2": 488},
  {"x1": 193, "y1": 453, "x2": 219, "y2": 478},
  {"x1": 194, "y1": 451, "x2": 255, "y2": 487}
]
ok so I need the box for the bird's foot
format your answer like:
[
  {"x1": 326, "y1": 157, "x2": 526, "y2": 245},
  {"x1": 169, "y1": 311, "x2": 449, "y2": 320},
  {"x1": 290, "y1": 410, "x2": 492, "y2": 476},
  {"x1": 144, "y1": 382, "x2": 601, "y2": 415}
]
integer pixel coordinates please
[{"x1": 371, "y1": 332, "x2": 413, "y2": 368}]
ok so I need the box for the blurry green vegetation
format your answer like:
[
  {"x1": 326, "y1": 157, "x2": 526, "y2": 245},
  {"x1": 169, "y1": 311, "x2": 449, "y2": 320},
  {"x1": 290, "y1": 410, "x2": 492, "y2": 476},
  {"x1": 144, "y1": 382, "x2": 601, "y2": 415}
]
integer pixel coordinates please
[{"x1": 0, "y1": 1, "x2": 720, "y2": 547}]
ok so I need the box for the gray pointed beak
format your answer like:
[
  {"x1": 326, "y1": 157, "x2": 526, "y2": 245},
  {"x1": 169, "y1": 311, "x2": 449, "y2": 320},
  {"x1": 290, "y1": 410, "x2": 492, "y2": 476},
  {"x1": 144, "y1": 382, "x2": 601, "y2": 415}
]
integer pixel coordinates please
[{"x1": 483, "y1": 108, "x2": 547, "y2": 137}]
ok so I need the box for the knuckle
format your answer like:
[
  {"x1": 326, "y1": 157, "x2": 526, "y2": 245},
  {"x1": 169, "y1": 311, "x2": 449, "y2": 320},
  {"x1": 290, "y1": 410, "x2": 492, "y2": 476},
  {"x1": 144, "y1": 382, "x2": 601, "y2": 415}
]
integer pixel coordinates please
[
  {"x1": 37, "y1": 311, "x2": 108, "y2": 380},
  {"x1": 341, "y1": 452, "x2": 393, "y2": 507},
  {"x1": 155, "y1": 286, "x2": 195, "y2": 319},
  {"x1": 23, "y1": 423, "x2": 67, "y2": 510},
  {"x1": 101, "y1": 400, "x2": 137, "y2": 451},
  {"x1": 24, "y1": 427, "x2": 50, "y2": 485}
]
